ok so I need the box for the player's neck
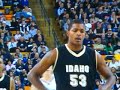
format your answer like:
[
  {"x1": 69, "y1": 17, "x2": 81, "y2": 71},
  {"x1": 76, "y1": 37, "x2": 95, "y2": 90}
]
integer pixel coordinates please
[{"x1": 67, "y1": 43, "x2": 83, "y2": 51}]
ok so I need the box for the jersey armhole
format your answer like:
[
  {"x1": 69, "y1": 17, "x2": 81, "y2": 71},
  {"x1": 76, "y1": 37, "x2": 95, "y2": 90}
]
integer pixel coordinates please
[
  {"x1": 95, "y1": 50, "x2": 97, "y2": 70},
  {"x1": 52, "y1": 48, "x2": 58, "y2": 72}
]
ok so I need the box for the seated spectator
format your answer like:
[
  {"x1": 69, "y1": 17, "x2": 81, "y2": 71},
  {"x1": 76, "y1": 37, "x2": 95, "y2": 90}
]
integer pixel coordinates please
[
  {"x1": 107, "y1": 57, "x2": 119, "y2": 70},
  {"x1": 32, "y1": 53, "x2": 41, "y2": 67},
  {"x1": 87, "y1": 29, "x2": 96, "y2": 40},
  {"x1": 29, "y1": 46, "x2": 38, "y2": 59},
  {"x1": 39, "y1": 46, "x2": 48, "y2": 59},
  {"x1": 83, "y1": 33, "x2": 93, "y2": 47},
  {"x1": 0, "y1": 48, "x2": 13, "y2": 64},
  {"x1": 16, "y1": 59, "x2": 24, "y2": 73},
  {"x1": 35, "y1": 35, "x2": 46, "y2": 46},
  {"x1": 94, "y1": 20, "x2": 104, "y2": 38},
  {"x1": 19, "y1": 19, "x2": 29, "y2": 35},
  {"x1": 27, "y1": 37, "x2": 34, "y2": 52},
  {"x1": 10, "y1": 16, "x2": 19, "y2": 30},
  {"x1": 2, "y1": 21, "x2": 10, "y2": 31},
  {"x1": 84, "y1": 19, "x2": 92, "y2": 33},
  {"x1": 38, "y1": 44, "x2": 49, "y2": 54},
  {"x1": 104, "y1": 42, "x2": 113, "y2": 55},
  {"x1": 93, "y1": 37, "x2": 106, "y2": 55},
  {"x1": 105, "y1": 29, "x2": 113, "y2": 43},
  {"x1": 33, "y1": 30, "x2": 44, "y2": 42},
  {"x1": 113, "y1": 39, "x2": 120, "y2": 54},
  {"x1": 0, "y1": 38, "x2": 4, "y2": 49},
  {"x1": 17, "y1": 37, "x2": 27, "y2": 52},
  {"x1": 14, "y1": 31, "x2": 22, "y2": 41},
  {"x1": 7, "y1": 37, "x2": 17, "y2": 52},
  {"x1": 29, "y1": 25, "x2": 37, "y2": 37},
  {"x1": 6, "y1": 60, "x2": 16, "y2": 72},
  {"x1": 12, "y1": 54, "x2": 19, "y2": 65},
  {"x1": 15, "y1": 48, "x2": 23, "y2": 59},
  {"x1": 23, "y1": 31, "x2": 31, "y2": 40},
  {"x1": 0, "y1": 0, "x2": 3, "y2": 8}
]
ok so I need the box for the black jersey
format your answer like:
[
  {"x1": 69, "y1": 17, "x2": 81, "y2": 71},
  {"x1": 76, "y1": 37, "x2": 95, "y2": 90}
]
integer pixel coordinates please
[
  {"x1": 53, "y1": 44, "x2": 97, "y2": 90},
  {"x1": 0, "y1": 74, "x2": 10, "y2": 90}
]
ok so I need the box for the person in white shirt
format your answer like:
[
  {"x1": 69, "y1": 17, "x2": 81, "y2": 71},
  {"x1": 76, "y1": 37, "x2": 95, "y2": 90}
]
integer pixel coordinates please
[
  {"x1": 7, "y1": 38, "x2": 17, "y2": 52},
  {"x1": 31, "y1": 67, "x2": 56, "y2": 90},
  {"x1": 14, "y1": 31, "x2": 21, "y2": 41},
  {"x1": 107, "y1": 57, "x2": 120, "y2": 70}
]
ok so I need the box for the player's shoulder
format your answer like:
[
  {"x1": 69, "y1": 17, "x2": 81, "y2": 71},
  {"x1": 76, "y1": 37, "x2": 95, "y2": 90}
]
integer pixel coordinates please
[{"x1": 85, "y1": 46, "x2": 95, "y2": 53}]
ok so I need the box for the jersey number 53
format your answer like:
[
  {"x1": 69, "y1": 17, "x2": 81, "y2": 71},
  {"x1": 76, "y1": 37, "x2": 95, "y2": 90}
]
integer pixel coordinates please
[{"x1": 70, "y1": 74, "x2": 87, "y2": 87}]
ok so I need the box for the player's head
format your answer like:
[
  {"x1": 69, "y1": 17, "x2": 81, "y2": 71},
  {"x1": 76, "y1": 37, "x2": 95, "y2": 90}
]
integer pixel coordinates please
[{"x1": 67, "y1": 19, "x2": 86, "y2": 46}]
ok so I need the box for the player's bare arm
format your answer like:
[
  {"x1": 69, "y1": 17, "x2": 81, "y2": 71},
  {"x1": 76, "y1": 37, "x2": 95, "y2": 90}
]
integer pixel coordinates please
[
  {"x1": 27, "y1": 49, "x2": 57, "y2": 90},
  {"x1": 10, "y1": 77, "x2": 15, "y2": 90},
  {"x1": 96, "y1": 51, "x2": 116, "y2": 90}
]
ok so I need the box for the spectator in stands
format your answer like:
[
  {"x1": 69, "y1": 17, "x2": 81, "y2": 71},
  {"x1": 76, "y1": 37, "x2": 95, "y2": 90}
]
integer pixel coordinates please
[
  {"x1": 39, "y1": 46, "x2": 48, "y2": 59},
  {"x1": 6, "y1": 60, "x2": 16, "y2": 72},
  {"x1": 29, "y1": 46, "x2": 38, "y2": 59},
  {"x1": 105, "y1": 28, "x2": 113, "y2": 43},
  {"x1": 32, "y1": 53, "x2": 41, "y2": 67},
  {"x1": 16, "y1": 59, "x2": 24, "y2": 73},
  {"x1": 57, "y1": 2, "x2": 65, "y2": 18},
  {"x1": 35, "y1": 35, "x2": 46, "y2": 47},
  {"x1": 33, "y1": 30, "x2": 44, "y2": 42},
  {"x1": 7, "y1": 37, "x2": 17, "y2": 52},
  {"x1": 17, "y1": 36, "x2": 27, "y2": 52},
  {"x1": 24, "y1": 59, "x2": 32, "y2": 73},
  {"x1": 0, "y1": 38, "x2": 4, "y2": 49},
  {"x1": 10, "y1": 16, "x2": 19, "y2": 30},
  {"x1": 14, "y1": 31, "x2": 22, "y2": 41},
  {"x1": 94, "y1": 20, "x2": 104, "y2": 37},
  {"x1": 84, "y1": 19, "x2": 92, "y2": 33},
  {"x1": 15, "y1": 48, "x2": 23, "y2": 59},
  {"x1": 12, "y1": 54, "x2": 19, "y2": 65},
  {"x1": 2, "y1": 21, "x2": 10, "y2": 31},
  {"x1": 113, "y1": 39, "x2": 120, "y2": 54},
  {"x1": 104, "y1": 42, "x2": 113, "y2": 55},
  {"x1": 107, "y1": 57, "x2": 119, "y2": 70},
  {"x1": 93, "y1": 37, "x2": 106, "y2": 55},
  {"x1": 27, "y1": 37, "x2": 34, "y2": 52},
  {"x1": 38, "y1": 44, "x2": 49, "y2": 54},
  {"x1": 83, "y1": 33, "x2": 93, "y2": 47},
  {"x1": 19, "y1": 19, "x2": 29, "y2": 35},
  {"x1": 0, "y1": 48, "x2": 13, "y2": 64},
  {"x1": 29, "y1": 25, "x2": 37, "y2": 37},
  {"x1": 0, "y1": 0, "x2": 3, "y2": 8},
  {"x1": 23, "y1": 31, "x2": 31, "y2": 40}
]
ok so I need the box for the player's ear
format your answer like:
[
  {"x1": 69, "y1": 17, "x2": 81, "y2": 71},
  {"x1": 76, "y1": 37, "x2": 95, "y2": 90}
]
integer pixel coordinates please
[{"x1": 66, "y1": 30, "x2": 69, "y2": 37}]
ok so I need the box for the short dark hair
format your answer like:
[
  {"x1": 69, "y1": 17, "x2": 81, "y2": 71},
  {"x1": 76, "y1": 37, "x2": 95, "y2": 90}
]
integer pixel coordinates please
[{"x1": 68, "y1": 19, "x2": 85, "y2": 30}]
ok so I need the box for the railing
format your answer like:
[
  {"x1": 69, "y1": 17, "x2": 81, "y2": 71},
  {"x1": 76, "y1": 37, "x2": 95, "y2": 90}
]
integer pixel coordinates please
[
  {"x1": 38, "y1": 0, "x2": 61, "y2": 47},
  {"x1": 39, "y1": 0, "x2": 50, "y2": 36}
]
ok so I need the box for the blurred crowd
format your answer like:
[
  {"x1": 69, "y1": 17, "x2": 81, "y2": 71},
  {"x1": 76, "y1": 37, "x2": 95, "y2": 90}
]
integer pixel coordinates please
[{"x1": 0, "y1": 0, "x2": 50, "y2": 90}]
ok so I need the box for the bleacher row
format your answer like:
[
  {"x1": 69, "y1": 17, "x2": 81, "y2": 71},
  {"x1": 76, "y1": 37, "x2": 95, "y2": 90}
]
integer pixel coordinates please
[{"x1": 0, "y1": 0, "x2": 48, "y2": 90}]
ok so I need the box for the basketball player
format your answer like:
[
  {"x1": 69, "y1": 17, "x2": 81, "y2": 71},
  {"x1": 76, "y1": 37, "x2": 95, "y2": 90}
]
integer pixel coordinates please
[
  {"x1": 0, "y1": 63, "x2": 15, "y2": 90},
  {"x1": 27, "y1": 19, "x2": 116, "y2": 90}
]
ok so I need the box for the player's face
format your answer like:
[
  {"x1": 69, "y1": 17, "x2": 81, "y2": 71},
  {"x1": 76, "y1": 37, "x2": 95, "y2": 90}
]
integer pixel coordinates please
[{"x1": 67, "y1": 23, "x2": 85, "y2": 45}]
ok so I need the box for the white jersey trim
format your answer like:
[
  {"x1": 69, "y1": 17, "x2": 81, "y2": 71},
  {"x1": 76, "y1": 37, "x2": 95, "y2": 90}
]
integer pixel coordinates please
[
  {"x1": 95, "y1": 50, "x2": 98, "y2": 69},
  {"x1": 52, "y1": 48, "x2": 58, "y2": 72},
  {"x1": 0, "y1": 73, "x2": 5, "y2": 82},
  {"x1": 65, "y1": 44, "x2": 86, "y2": 57}
]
